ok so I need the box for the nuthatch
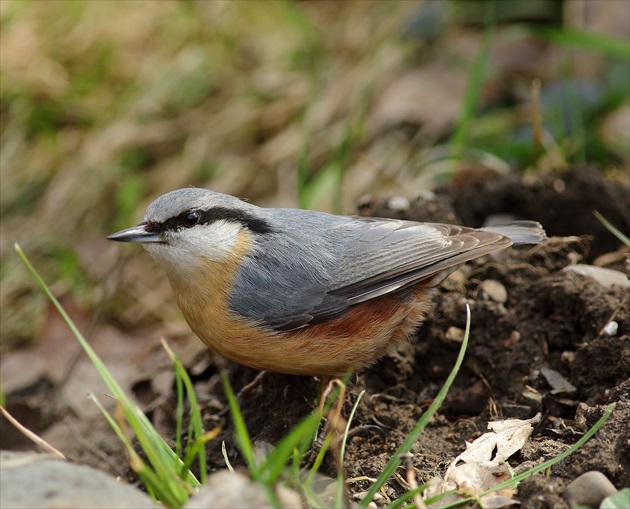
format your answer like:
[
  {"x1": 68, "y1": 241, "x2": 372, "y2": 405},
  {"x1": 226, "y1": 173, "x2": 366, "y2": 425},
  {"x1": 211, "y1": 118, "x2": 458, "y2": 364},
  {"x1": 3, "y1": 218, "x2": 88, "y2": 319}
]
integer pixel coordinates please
[{"x1": 109, "y1": 188, "x2": 546, "y2": 376}]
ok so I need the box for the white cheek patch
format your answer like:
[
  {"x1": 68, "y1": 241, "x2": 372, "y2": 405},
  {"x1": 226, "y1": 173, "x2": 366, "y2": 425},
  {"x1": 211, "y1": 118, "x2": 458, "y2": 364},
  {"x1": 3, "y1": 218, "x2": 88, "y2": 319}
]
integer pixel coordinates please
[{"x1": 143, "y1": 220, "x2": 242, "y2": 276}]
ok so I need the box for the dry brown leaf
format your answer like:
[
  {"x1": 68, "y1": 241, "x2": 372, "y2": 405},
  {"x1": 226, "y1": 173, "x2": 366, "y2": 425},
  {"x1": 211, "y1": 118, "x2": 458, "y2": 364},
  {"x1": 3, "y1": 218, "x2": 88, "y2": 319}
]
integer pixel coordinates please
[{"x1": 425, "y1": 414, "x2": 541, "y2": 508}]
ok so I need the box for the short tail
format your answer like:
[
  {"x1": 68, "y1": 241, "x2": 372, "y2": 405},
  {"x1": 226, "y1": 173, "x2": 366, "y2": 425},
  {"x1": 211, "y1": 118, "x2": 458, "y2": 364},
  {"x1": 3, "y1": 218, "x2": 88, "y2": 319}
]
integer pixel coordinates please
[{"x1": 481, "y1": 220, "x2": 548, "y2": 245}]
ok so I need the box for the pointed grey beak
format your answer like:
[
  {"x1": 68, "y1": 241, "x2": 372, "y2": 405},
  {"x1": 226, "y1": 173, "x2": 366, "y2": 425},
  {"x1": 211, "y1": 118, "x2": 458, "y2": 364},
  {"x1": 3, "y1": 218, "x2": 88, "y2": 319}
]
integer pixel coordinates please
[{"x1": 108, "y1": 224, "x2": 163, "y2": 243}]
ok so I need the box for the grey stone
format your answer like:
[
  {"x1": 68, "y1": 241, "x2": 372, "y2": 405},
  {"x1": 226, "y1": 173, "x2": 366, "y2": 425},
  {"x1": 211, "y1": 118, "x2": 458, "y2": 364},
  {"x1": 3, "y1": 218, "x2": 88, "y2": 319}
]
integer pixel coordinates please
[
  {"x1": 185, "y1": 470, "x2": 302, "y2": 509},
  {"x1": 480, "y1": 279, "x2": 508, "y2": 304},
  {"x1": 563, "y1": 265, "x2": 629, "y2": 288},
  {"x1": 564, "y1": 471, "x2": 617, "y2": 509},
  {"x1": 0, "y1": 451, "x2": 158, "y2": 509}
]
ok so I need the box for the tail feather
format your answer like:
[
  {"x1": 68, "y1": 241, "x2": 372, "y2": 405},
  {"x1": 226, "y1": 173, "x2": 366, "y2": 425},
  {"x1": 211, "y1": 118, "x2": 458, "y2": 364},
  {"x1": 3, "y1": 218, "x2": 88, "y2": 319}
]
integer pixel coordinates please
[{"x1": 480, "y1": 220, "x2": 547, "y2": 245}]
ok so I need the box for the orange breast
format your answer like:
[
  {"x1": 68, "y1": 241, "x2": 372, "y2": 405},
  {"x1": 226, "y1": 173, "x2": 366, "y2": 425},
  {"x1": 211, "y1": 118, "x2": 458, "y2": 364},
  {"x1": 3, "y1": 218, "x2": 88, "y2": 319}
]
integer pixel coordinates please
[{"x1": 165, "y1": 230, "x2": 435, "y2": 376}]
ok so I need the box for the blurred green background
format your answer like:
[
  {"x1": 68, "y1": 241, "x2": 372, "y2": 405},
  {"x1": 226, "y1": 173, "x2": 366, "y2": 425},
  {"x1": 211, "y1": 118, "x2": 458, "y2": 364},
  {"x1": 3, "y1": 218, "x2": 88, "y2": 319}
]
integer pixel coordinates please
[{"x1": 1, "y1": 0, "x2": 628, "y2": 350}]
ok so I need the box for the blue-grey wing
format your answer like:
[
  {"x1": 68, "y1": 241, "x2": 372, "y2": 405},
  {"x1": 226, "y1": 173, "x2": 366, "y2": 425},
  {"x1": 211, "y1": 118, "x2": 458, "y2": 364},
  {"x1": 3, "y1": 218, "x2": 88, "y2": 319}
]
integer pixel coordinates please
[
  {"x1": 229, "y1": 212, "x2": 543, "y2": 331},
  {"x1": 327, "y1": 218, "x2": 544, "y2": 307},
  {"x1": 327, "y1": 218, "x2": 511, "y2": 305}
]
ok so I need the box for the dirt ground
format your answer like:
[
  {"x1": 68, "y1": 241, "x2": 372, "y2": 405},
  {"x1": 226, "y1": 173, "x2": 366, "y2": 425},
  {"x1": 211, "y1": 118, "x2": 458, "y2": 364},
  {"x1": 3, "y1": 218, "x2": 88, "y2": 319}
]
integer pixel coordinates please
[{"x1": 2, "y1": 167, "x2": 629, "y2": 507}]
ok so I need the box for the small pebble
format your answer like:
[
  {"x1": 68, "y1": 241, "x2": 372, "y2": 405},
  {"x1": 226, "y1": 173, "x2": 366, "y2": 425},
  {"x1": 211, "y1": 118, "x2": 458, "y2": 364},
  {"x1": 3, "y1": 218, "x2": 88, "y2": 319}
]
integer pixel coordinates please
[
  {"x1": 564, "y1": 471, "x2": 617, "y2": 508},
  {"x1": 353, "y1": 490, "x2": 383, "y2": 502},
  {"x1": 520, "y1": 386, "x2": 543, "y2": 412},
  {"x1": 553, "y1": 179, "x2": 566, "y2": 193},
  {"x1": 603, "y1": 321, "x2": 618, "y2": 336},
  {"x1": 444, "y1": 326, "x2": 465, "y2": 343},
  {"x1": 387, "y1": 195, "x2": 410, "y2": 211},
  {"x1": 506, "y1": 330, "x2": 521, "y2": 346},
  {"x1": 413, "y1": 189, "x2": 436, "y2": 201},
  {"x1": 540, "y1": 367, "x2": 577, "y2": 394},
  {"x1": 480, "y1": 279, "x2": 508, "y2": 304}
]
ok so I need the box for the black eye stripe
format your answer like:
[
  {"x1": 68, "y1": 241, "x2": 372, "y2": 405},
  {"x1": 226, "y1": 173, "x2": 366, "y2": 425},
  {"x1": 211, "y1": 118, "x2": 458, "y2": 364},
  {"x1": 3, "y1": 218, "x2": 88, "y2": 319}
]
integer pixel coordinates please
[{"x1": 146, "y1": 207, "x2": 273, "y2": 235}]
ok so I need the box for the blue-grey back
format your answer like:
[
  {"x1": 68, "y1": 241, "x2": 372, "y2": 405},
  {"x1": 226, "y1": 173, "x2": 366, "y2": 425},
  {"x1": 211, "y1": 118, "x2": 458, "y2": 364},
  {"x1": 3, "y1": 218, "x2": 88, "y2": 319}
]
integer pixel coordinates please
[
  {"x1": 227, "y1": 204, "x2": 546, "y2": 332},
  {"x1": 229, "y1": 208, "x2": 359, "y2": 330}
]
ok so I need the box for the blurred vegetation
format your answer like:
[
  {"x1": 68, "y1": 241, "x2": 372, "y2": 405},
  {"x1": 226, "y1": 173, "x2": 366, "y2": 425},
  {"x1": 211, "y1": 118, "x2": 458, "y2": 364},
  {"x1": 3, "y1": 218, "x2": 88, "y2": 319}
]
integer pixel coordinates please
[{"x1": 1, "y1": 0, "x2": 628, "y2": 349}]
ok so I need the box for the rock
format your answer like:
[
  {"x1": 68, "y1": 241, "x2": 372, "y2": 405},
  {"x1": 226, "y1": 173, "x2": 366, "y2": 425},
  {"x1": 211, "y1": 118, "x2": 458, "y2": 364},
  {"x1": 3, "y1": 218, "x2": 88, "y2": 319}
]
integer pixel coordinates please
[
  {"x1": 480, "y1": 279, "x2": 508, "y2": 304},
  {"x1": 520, "y1": 386, "x2": 543, "y2": 413},
  {"x1": 564, "y1": 471, "x2": 617, "y2": 508},
  {"x1": 185, "y1": 470, "x2": 302, "y2": 509},
  {"x1": 561, "y1": 351, "x2": 576, "y2": 365},
  {"x1": 563, "y1": 265, "x2": 630, "y2": 288},
  {"x1": 387, "y1": 196, "x2": 410, "y2": 211},
  {"x1": 444, "y1": 326, "x2": 466, "y2": 343},
  {"x1": 0, "y1": 451, "x2": 157, "y2": 509},
  {"x1": 602, "y1": 321, "x2": 618, "y2": 336},
  {"x1": 540, "y1": 367, "x2": 577, "y2": 395}
]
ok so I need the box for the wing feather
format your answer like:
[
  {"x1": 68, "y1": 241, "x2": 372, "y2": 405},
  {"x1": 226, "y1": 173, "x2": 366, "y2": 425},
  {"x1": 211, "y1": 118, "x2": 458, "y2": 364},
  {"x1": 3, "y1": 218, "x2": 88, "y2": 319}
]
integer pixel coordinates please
[
  {"x1": 231, "y1": 213, "x2": 544, "y2": 332},
  {"x1": 300, "y1": 218, "x2": 512, "y2": 327}
]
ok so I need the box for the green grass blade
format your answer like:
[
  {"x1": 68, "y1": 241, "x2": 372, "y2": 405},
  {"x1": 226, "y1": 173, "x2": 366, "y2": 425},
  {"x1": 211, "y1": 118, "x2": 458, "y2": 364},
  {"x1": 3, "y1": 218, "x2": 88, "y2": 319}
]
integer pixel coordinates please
[
  {"x1": 89, "y1": 394, "x2": 136, "y2": 457},
  {"x1": 15, "y1": 244, "x2": 198, "y2": 505},
  {"x1": 594, "y1": 211, "x2": 630, "y2": 246},
  {"x1": 221, "y1": 371, "x2": 259, "y2": 478},
  {"x1": 89, "y1": 394, "x2": 185, "y2": 508},
  {"x1": 297, "y1": 124, "x2": 356, "y2": 212},
  {"x1": 262, "y1": 411, "x2": 322, "y2": 484},
  {"x1": 163, "y1": 340, "x2": 208, "y2": 483},
  {"x1": 222, "y1": 441, "x2": 235, "y2": 472},
  {"x1": 307, "y1": 431, "x2": 334, "y2": 485},
  {"x1": 384, "y1": 485, "x2": 427, "y2": 509},
  {"x1": 174, "y1": 365, "x2": 184, "y2": 458},
  {"x1": 297, "y1": 143, "x2": 311, "y2": 209},
  {"x1": 533, "y1": 27, "x2": 630, "y2": 59},
  {"x1": 336, "y1": 390, "x2": 365, "y2": 508},
  {"x1": 16, "y1": 244, "x2": 119, "y2": 392},
  {"x1": 181, "y1": 427, "x2": 221, "y2": 477},
  {"x1": 602, "y1": 488, "x2": 630, "y2": 509},
  {"x1": 450, "y1": 26, "x2": 494, "y2": 162},
  {"x1": 330, "y1": 124, "x2": 355, "y2": 215},
  {"x1": 359, "y1": 304, "x2": 472, "y2": 506}
]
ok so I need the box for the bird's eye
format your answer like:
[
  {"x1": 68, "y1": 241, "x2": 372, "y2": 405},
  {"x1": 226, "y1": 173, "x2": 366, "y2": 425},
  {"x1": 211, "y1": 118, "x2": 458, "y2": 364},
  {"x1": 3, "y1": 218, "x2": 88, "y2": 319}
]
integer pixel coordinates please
[{"x1": 183, "y1": 211, "x2": 200, "y2": 228}]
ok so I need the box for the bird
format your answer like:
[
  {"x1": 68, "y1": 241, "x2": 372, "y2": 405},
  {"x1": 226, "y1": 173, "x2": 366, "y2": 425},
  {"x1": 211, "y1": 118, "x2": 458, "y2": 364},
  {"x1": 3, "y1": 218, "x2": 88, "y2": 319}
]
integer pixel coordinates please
[{"x1": 108, "y1": 188, "x2": 546, "y2": 377}]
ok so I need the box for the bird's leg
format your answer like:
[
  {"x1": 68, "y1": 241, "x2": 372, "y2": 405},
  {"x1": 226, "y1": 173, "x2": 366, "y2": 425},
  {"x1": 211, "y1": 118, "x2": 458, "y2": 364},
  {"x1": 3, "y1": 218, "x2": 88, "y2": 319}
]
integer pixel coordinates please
[
  {"x1": 319, "y1": 378, "x2": 346, "y2": 434},
  {"x1": 237, "y1": 370, "x2": 268, "y2": 400}
]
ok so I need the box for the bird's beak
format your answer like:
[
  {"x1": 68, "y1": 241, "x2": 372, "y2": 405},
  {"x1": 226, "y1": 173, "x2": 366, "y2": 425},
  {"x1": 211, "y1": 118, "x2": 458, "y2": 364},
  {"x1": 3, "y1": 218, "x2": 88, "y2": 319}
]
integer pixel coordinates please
[{"x1": 108, "y1": 224, "x2": 163, "y2": 243}]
